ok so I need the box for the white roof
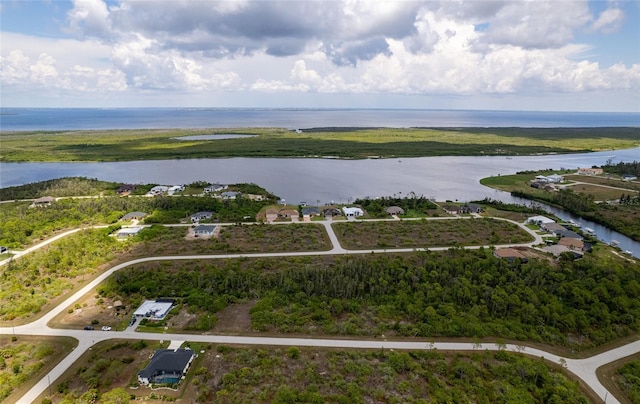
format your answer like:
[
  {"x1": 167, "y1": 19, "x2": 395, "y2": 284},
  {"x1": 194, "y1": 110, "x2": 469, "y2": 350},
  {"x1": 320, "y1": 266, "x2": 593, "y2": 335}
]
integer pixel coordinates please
[
  {"x1": 342, "y1": 207, "x2": 364, "y2": 215},
  {"x1": 116, "y1": 227, "x2": 143, "y2": 236},
  {"x1": 526, "y1": 215, "x2": 555, "y2": 224},
  {"x1": 134, "y1": 300, "x2": 174, "y2": 319}
]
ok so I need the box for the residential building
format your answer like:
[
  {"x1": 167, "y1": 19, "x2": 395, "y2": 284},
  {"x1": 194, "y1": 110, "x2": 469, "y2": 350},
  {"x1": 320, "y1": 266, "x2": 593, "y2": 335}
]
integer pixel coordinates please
[
  {"x1": 121, "y1": 211, "x2": 148, "y2": 221},
  {"x1": 577, "y1": 167, "x2": 604, "y2": 175},
  {"x1": 193, "y1": 225, "x2": 216, "y2": 237},
  {"x1": 133, "y1": 299, "x2": 175, "y2": 320},
  {"x1": 386, "y1": 206, "x2": 405, "y2": 216},
  {"x1": 115, "y1": 227, "x2": 143, "y2": 239},
  {"x1": 204, "y1": 183, "x2": 228, "y2": 193},
  {"x1": 137, "y1": 348, "x2": 196, "y2": 386},
  {"x1": 190, "y1": 211, "x2": 213, "y2": 223},
  {"x1": 342, "y1": 207, "x2": 364, "y2": 217}
]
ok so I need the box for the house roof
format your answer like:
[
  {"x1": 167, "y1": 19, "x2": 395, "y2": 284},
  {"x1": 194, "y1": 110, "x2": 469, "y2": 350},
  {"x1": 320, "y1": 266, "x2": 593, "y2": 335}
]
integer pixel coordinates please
[
  {"x1": 191, "y1": 211, "x2": 212, "y2": 218},
  {"x1": 122, "y1": 211, "x2": 148, "y2": 220},
  {"x1": 526, "y1": 215, "x2": 555, "y2": 224},
  {"x1": 302, "y1": 207, "x2": 320, "y2": 215},
  {"x1": 558, "y1": 238, "x2": 585, "y2": 249},
  {"x1": 342, "y1": 207, "x2": 364, "y2": 215},
  {"x1": 194, "y1": 225, "x2": 216, "y2": 233},
  {"x1": 386, "y1": 206, "x2": 405, "y2": 215},
  {"x1": 556, "y1": 229, "x2": 583, "y2": 239},
  {"x1": 543, "y1": 223, "x2": 567, "y2": 232},
  {"x1": 33, "y1": 196, "x2": 55, "y2": 204},
  {"x1": 138, "y1": 349, "x2": 195, "y2": 380}
]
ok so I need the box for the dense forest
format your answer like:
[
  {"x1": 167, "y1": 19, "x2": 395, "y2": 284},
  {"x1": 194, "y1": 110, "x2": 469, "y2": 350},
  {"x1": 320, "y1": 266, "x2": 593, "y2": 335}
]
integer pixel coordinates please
[
  {"x1": 100, "y1": 248, "x2": 640, "y2": 350},
  {"x1": 603, "y1": 161, "x2": 640, "y2": 177}
]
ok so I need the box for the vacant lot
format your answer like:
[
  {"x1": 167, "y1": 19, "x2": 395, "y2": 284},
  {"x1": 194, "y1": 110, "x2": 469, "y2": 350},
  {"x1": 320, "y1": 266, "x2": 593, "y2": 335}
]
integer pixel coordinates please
[
  {"x1": 333, "y1": 218, "x2": 533, "y2": 249},
  {"x1": 37, "y1": 340, "x2": 589, "y2": 404},
  {"x1": 133, "y1": 223, "x2": 331, "y2": 256},
  {"x1": 0, "y1": 335, "x2": 77, "y2": 403}
]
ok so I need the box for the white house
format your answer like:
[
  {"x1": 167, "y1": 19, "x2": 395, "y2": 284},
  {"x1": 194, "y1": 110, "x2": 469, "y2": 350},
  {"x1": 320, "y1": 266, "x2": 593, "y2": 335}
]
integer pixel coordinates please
[
  {"x1": 146, "y1": 186, "x2": 169, "y2": 196},
  {"x1": 526, "y1": 215, "x2": 555, "y2": 225},
  {"x1": 115, "y1": 227, "x2": 143, "y2": 239},
  {"x1": 342, "y1": 207, "x2": 364, "y2": 217},
  {"x1": 190, "y1": 211, "x2": 213, "y2": 223},
  {"x1": 204, "y1": 183, "x2": 228, "y2": 193},
  {"x1": 221, "y1": 191, "x2": 241, "y2": 199},
  {"x1": 167, "y1": 185, "x2": 185, "y2": 195},
  {"x1": 547, "y1": 174, "x2": 564, "y2": 183}
]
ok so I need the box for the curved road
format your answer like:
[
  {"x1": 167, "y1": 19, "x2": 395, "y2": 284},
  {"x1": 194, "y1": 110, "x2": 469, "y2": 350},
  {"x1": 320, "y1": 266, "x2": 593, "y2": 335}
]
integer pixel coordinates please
[{"x1": 0, "y1": 217, "x2": 631, "y2": 403}]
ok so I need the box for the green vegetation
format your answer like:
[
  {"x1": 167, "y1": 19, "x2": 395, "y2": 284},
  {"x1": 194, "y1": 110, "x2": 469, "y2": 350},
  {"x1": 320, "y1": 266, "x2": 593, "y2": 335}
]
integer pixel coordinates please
[
  {"x1": 0, "y1": 177, "x2": 121, "y2": 200},
  {"x1": 0, "y1": 179, "x2": 276, "y2": 248},
  {"x1": 353, "y1": 195, "x2": 438, "y2": 218},
  {"x1": 193, "y1": 346, "x2": 588, "y2": 403},
  {"x1": 333, "y1": 218, "x2": 533, "y2": 249},
  {"x1": 0, "y1": 336, "x2": 76, "y2": 402},
  {"x1": 615, "y1": 360, "x2": 640, "y2": 403},
  {"x1": 100, "y1": 248, "x2": 640, "y2": 350},
  {"x1": 2, "y1": 127, "x2": 638, "y2": 162},
  {"x1": 0, "y1": 228, "x2": 131, "y2": 321},
  {"x1": 44, "y1": 339, "x2": 589, "y2": 403},
  {"x1": 481, "y1": 170, "x2": 640, "y2": 241}
]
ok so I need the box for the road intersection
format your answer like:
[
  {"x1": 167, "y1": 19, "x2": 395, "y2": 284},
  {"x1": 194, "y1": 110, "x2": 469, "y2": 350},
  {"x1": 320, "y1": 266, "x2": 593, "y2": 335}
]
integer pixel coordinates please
[{"x1": 0, "y1": 217, "x2": 633, "y2": 403}]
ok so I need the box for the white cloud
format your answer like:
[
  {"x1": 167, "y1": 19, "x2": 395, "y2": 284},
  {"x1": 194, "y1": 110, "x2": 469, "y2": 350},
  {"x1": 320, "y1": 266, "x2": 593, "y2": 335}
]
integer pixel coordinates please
[
  {"x1": 591, "y1": 7, "x2": 624, "y2": 33},
  {"x1": 1, "y1": 0, "x2": 638, "y2": 110}
]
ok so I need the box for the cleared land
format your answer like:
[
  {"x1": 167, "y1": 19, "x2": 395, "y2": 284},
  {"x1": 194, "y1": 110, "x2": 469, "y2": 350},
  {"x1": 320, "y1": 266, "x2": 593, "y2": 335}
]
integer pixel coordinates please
[
  {"x1": 37, "y1": 339, "x2": 589, "y2": 404},
  {"x1": 2, "y1": 127, "x2": 639, "y2": 161},
  {"x1": 333, "y1": 218, "x2": 533, "y2": 249}
]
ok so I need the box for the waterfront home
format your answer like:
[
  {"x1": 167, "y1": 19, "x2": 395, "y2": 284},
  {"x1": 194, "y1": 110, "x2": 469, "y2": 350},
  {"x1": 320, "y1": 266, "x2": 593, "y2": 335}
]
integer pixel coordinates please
[
  {"x1": 137, "y1": 348, "x2": 195, "y2": 386},
  {"x1": 526, "y1": 215, "x2": 555, "y2": 226},
  {"x1": 221, "y1": 191, "x2": 241, "y2": 199},
  {"x1": 577, "y1": 167, "x2": 604, "y2": 175},
  {"x1": 204, "y1": 183, "x2": 228, "y2": 193}
]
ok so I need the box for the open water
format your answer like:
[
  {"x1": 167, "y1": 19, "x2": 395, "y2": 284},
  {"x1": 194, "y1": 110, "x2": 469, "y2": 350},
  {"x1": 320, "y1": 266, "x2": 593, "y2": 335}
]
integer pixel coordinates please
[{"x1": 1, "y1": 108, "x2": 639, "y2": 131}]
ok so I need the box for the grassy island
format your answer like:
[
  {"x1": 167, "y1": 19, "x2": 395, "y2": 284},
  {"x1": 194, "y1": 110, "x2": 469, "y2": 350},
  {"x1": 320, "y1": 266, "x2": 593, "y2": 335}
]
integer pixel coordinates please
[{"x1": 1, "y1": 127, "x2": 639, "y2": 162}]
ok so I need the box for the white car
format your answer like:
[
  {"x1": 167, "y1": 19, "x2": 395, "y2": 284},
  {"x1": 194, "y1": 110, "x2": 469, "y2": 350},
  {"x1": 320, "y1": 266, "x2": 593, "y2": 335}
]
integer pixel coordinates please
[{"x1": 101, "y1": 326, "x2": 111, "y2": 331}]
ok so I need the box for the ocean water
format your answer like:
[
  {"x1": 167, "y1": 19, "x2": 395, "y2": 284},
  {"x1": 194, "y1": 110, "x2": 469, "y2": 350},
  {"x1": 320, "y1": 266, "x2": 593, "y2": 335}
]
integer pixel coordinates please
[{"x1": 1, "y1": 108, "x2": 639, "y2": 131}]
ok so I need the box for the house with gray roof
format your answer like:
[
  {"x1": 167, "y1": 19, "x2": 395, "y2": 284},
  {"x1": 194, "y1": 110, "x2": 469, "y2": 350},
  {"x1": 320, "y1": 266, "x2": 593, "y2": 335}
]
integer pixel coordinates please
[
  {"x1": 121, "y1": 211, "x2": 148, "y2": 221},
  {"x1": 138, "y1": 348, "x2": 195, "y2": 386},
  {"x1": 193, "y1": 225, "x2": 216, "y2": 237},
  {"x1": 190, "y1": 211, "x2": 213, "y2": 223},
  {"x1": 386, "y1": 206, "x2": 405, "y2": 216}
]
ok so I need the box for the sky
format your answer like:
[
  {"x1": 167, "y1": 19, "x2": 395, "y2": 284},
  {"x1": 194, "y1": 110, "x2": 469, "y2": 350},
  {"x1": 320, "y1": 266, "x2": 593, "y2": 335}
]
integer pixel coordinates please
[{"x1": 1, "y1": 0, "x2": 639, "y2": 111}]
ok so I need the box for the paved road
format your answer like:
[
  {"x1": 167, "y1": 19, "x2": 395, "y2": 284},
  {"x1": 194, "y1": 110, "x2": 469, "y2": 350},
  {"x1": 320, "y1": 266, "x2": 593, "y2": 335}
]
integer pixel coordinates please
[{"x1": 0, "y1": 217, "x2": 630, "y2": 403}]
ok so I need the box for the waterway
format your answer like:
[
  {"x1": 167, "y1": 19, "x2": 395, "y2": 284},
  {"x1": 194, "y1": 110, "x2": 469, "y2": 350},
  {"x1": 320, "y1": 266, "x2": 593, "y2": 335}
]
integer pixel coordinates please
[{"x1": 1, "y1": 147, "x2": 639, "y2": 257}]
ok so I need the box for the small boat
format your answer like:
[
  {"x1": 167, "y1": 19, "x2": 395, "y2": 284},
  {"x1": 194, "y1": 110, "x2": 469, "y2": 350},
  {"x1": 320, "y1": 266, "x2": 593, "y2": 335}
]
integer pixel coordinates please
[
  {"x1": 568, "y1": 219, "x2": 580, "y2": 228},
  {"x1": 584, "y1": 227, "x2": 595, "y2": 235},
  {"x1": 624, "y1": 250, "x2": 633, "y2": 255},
  {"x1": 610, "y1": 240, "x2": 620, "y2": 247}
]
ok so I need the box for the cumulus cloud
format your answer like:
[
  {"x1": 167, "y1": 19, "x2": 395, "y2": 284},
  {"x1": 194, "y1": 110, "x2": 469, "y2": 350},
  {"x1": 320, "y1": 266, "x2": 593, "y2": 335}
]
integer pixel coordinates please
[{"x1": 2, "y1": 0, "x2": 638, "y2": 106}]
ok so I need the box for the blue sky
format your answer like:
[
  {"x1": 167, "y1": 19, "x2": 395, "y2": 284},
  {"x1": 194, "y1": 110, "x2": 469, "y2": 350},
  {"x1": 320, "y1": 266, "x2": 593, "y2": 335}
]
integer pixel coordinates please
[{"x1": 1, "y1": 0, "x2": 639, "y2": 111}]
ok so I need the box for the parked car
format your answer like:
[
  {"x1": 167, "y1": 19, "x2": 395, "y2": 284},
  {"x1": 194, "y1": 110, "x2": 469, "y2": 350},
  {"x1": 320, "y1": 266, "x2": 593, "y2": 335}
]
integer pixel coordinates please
[
  {"x1": 101, "y1": 326, "x2": 112, "y2": 331},
  {"x1": 129, "y1": 317, "x2": 136, "y2": 326},
  {"x1": 0, "y1": 246, "x2": 8, "y2": 254},
  {"x1": 84, "y1": 326, "x2": 94, "y2": 330}
]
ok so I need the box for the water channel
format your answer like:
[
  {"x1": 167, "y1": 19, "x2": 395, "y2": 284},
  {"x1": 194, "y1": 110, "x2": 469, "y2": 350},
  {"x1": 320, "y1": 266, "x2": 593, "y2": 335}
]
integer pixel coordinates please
[{"x1": 1, "y1": 147, "x2": 639, "y2": 256}]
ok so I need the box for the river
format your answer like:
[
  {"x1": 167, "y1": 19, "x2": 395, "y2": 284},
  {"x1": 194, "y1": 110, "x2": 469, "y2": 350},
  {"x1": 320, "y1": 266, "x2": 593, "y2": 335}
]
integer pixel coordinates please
[{"x1": 1, "y1": 147, "x2": 639, "y2": 256}]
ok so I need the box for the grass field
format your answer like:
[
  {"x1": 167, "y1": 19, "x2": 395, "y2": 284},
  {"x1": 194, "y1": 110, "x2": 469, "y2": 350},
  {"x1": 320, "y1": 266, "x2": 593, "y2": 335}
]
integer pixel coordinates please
[{"x1": 2, "y1": 127, "x2": 639, "y2": 162}]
